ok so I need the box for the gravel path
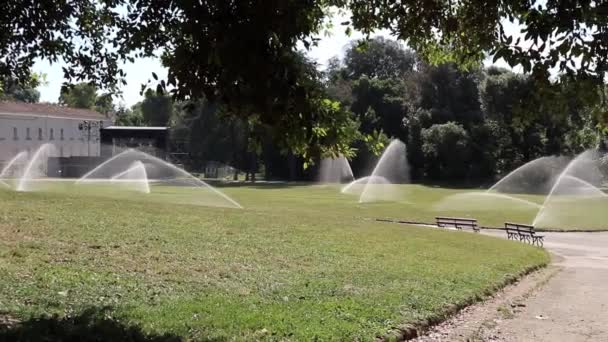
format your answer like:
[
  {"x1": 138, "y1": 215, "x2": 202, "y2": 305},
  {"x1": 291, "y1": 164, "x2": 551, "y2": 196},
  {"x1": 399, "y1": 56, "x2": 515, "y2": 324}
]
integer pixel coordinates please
[
  {"x1": 476, "y1": 231, "x2": 608, "y2": 341},
  {"x1": 412, "y1": 230, "x2": 608, "y2": 341}
]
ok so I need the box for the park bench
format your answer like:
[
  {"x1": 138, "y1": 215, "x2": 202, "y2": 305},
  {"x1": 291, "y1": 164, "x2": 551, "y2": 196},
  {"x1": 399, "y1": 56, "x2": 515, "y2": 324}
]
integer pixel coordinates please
[
  {"x1": 436, "y1": 217, "x2": 480, "y2": 233},
  {"x1": 504, "y1": 222, "x2": 544, "y2": 247}
]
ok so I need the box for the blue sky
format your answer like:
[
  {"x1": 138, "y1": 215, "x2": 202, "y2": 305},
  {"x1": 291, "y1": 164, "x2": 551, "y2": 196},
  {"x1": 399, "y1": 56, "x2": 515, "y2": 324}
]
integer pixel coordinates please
[{"x1": 33, "y1": 11, "x2": 514, "y2": 107}]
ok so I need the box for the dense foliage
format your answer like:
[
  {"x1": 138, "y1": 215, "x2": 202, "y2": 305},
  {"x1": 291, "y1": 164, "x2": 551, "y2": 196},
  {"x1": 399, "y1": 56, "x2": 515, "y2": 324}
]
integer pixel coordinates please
[
  {"x1": 2, "y1": 0, "x2": 607, "y2": 161},
  {"x1": 327, "y1": 37, "x2": 603, "y2": 182},
  {"x1": 59, "y1": 83, "x2": 114, "y2": 115},
  {"x1": 0, "y1": 74, "x2": 42, "y2": 103}
]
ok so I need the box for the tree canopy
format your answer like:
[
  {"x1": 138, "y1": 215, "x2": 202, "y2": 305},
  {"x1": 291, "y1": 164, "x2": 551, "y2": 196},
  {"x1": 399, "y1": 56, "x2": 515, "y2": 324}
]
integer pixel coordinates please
[
  {"x1": 0, "y1": 74, "x2": 41, "y2": 103},
  {"x1": 59, "y1": 83, "x2": 114, "y2": 114},
  {"x1": 2, "y1": 0, "x2": 607, "y2": 159},
  {"x1": 325, "y1": 37, "x2": 603, "y2": 181}
]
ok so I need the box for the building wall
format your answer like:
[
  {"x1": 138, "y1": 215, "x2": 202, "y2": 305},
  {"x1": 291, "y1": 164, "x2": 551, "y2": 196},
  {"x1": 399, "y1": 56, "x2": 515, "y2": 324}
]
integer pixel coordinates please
[{"x1": 0, "y1": 113, "x2": 111, "y2": 163}]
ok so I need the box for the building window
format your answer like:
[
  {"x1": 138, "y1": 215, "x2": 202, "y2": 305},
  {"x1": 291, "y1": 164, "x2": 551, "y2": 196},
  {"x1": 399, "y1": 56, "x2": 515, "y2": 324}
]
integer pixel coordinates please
[
  {"x1": 26, "y1": 128, "x2": 31, "y2": 140},
  {"x1": 60, "y1": 146, "x2": 64, "y2": 157},
  {"x1": 60, "y1": 128, "x2": 64, "y2": 140},
  {"x1": 13, "y1": 127, "x2": 18, "y2": 140},
  {"x1": 50, "y1": 128, "x2": 54, "y2": 140},
  {"x1": 38, "y1": 128, "x2": 43, "y2": 140}
]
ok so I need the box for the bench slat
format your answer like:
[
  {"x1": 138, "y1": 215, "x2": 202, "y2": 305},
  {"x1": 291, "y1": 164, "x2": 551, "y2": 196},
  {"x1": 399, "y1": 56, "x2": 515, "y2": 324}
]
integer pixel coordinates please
[
  {"x1": 504, "y1": 222, "x2": 544, "y2": 247},
  {"x1": 436, "y1": 217, "x2": 479, "y2": 232}
]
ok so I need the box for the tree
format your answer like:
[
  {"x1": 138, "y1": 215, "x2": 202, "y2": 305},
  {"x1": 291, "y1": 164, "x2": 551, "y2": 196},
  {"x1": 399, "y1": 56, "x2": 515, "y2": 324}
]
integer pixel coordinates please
[
  {"x1": 0, "y1": 74, "x2": 42, "y2": 103},
  {"x1": 347, "y1": 1, "x2": 608, "y2": 82},
  {"x1": 421, "y1": 122, "x2": 471, "y2": 180},
  {"x1": 350, "y1": 76, "x2": 407, "y2": 139},
  {"x1": 0, "y1": 1, "x2": 123, "y2": 91},
  {"x1": 59, "y1": 82, "x2": 115, "y2": 115},
  {"x1": 4, "y1": 1, "x2": 605, "y2": 161},
  {"x1": 5, "y1": 1, "x2": 608, "y2": 88},
  {"x1": 343, "y1": 37, "x2": 416, "y2": 80},
  {"x1": 140, "y1": 90, "x2": 173, "y2": 127},
  {"x1": 6, "y1": 1, "x2": 604, "y2": 182},
  {"x1": 59, "y1": 83, "x2": 98, "y2": 109},
  {"x1": 114, "y1": 104, "x2": 144, "y2": 126},
  {"x1": 414, "y1": 63, "x2": 483, "y2": 127}
]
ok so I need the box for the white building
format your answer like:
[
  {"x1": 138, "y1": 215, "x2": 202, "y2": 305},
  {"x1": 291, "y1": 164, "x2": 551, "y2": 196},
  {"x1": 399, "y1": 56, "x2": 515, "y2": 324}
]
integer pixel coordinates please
[{"x1": 0, "y1": 101, "x2": 112, "y2": 165}]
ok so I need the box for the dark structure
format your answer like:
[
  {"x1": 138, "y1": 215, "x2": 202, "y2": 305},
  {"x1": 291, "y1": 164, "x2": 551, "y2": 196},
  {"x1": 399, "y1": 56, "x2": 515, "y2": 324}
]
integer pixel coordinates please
[
  {"x1": 100, "y1": 126, "x2": 169, "y2": 159},
  {"x1": 54, "y1": 126, "x2": 170, "y2": 177}
]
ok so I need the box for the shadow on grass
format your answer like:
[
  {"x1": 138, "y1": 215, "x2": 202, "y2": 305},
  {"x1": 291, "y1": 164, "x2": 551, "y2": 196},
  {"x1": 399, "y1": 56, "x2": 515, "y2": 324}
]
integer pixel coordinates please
[
  {"x1": 211, "y1": 181, "x2": 316, "y2": 189},
  {"x1": 0, "y1": 307, "x2": 186, "y2": 342},
  {"x1": 415, "y1": 179, "x2": 491, "y2": 190}
]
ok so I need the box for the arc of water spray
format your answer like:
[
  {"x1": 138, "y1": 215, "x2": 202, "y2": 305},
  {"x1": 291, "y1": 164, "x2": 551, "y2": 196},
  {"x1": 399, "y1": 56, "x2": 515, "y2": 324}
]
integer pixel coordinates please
[
  {"x1": 110, "y1": 162, "x2": 145, "y2": 181},
  {"x1": 0, "y1": 151, "x2": 28, "y2": 188},
  {"x1": 110, "y1": 161, "x2": 151, "y2": 194},
  {"x1": 487, "y1": 156, "x2": 554, "y2": 193},
  {"x1": 318, "y1": 155, "x2": 354, "y2": 184},
  {"x1": 341, "y1": 175, "x2": 389, "y2": 194},
  {"x1": 358, "y1": 140, "x2": 407, "y2": 203},
  {"x1": 479, "y1": 192, "x2": 541, "y2": 209},
  {"x1": 532, "y1": 151, "x2": 603, "y2": 226},
  {"x1": 560, "y1": 175, "x2": 608, "y2": 197},
  {"x1": 76, "y1": 149, "x2": 136, "y2": 183},
  {"x1": 142, "y1": 154, "x2": 243, "y2": 209},
  {"x1": 77, "y1": 149, "x2": 242, "y2": 209},
  {"x1": 16, "y1": 144, "x2": 53, "y2": 192}
]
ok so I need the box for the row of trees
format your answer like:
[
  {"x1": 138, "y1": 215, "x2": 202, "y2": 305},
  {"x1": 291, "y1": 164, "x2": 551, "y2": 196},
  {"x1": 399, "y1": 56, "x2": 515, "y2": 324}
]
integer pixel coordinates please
[
  {"x1": 1, "y1": 39, "x2": 604, "y2": 182},
  {"x1": 326, "y1": 37, "x2": 604, "y2": 182},
  {"x1": 54, "y1": 36, "x2": 605, "y2": 182},
  {"x1": 115, "y1": 96, "x2": 306, "y2": 181},
  {"x1": 0, "y1": 74, "x2": 42, "y2": 103},
  {"x1": 3, "y1": 1, "x2": 607, "y2": 166}
]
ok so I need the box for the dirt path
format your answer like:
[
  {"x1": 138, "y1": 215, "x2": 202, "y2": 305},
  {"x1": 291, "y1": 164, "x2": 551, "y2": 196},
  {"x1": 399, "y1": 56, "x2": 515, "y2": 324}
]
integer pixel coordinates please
[
  {"x1": 413, "y1": 230, "x2": 608, "y2": 341},
  {"x1": 476, "y1": 231, "x2": 608, "y2": 341}
]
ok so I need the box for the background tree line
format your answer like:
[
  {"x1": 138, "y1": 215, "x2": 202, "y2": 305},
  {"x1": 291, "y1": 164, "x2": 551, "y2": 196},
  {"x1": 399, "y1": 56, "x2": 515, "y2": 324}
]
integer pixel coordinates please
[
  {"x1": 111, "y1": 37, "x2": 604, "y2": 183},
  {"x1": 2, "y1": 36, "x2": 604, "y2": 183},
  {"x1": 326, "y1": 37, "x2": 604, "y2": 183},
  {"x1": 0, "y1": 0, "x2": 608, "y2": 170}
]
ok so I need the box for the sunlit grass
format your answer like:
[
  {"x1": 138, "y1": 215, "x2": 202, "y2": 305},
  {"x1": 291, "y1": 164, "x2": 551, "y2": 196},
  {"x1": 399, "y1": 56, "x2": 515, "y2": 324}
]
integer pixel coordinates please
[{"x1": 0, "y1": 183, "x2": 549, "y2": 340}]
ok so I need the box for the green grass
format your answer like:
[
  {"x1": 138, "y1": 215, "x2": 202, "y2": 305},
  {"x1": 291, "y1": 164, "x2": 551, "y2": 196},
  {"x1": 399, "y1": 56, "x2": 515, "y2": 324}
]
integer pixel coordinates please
[{"x1": 0, "y1": 183, "x2": 549, "y2": 340}]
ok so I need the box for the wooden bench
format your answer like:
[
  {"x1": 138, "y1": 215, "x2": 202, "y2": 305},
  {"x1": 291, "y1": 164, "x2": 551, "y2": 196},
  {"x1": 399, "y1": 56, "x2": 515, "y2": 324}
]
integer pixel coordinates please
[
  {"x1": 504, "y1": 222, "x2": 544, "y2": 247},
  {"x1": 436, "y1": 217, "x2": 480, "y2": 233}
]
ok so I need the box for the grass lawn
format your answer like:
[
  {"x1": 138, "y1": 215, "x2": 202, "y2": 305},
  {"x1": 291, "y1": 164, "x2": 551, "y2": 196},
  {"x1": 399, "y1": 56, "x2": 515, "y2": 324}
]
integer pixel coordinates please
[{"x1": 0, "y1": 183, "x2": 549, "y2": 340}]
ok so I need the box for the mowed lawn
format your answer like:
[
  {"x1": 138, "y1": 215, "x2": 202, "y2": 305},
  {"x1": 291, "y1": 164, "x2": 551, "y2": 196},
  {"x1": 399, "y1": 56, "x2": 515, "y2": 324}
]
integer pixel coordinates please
[{"x1": 0, "y1": 183, "x2": 549, "y2": 340}]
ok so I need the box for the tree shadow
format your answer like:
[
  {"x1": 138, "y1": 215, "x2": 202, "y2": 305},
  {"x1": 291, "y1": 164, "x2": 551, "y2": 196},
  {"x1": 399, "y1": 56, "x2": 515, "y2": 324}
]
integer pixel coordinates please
[
  {"x1": 0, "y1": 307, "x2": 186, "y2": 342},
  {"x1": 416, "y1": 179, "x2": 491, "y2": 190},
  {"x1": 214, "y1": 181, "x2": 316, "y2": 189}
]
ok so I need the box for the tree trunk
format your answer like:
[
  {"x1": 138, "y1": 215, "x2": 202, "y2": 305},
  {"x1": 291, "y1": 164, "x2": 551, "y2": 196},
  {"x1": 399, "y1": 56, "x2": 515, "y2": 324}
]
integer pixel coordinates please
[
  {"x1": 288, "y1": 153, "x2": 296, "y2": 181},
  {"x1": 250, "y1": 153, "x2": 257, "y2": 183}
]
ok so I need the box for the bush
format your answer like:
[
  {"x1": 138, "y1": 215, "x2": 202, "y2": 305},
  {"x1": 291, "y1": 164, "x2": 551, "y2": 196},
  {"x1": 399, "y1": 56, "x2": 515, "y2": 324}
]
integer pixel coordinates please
[{"x1": 422, "y1": 122, "x2": 471, "y2": 179}]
